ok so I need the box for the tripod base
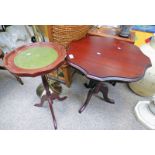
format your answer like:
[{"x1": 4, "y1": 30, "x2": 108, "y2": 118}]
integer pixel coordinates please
[
  {"x1": 34, "y1": 75, "x2": 67, "y2": 129},
  {"x1": 79, "y1": 80, "x2": 114, "y2": 113}
]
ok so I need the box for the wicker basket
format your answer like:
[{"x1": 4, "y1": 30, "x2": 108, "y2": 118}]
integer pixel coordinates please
[{"x1": 50, "y1": 25, "x2": 92, "y2": 48}]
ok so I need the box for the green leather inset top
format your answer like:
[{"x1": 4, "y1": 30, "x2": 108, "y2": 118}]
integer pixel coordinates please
[{"x1": 14, "y1": 47, "x2": 58, "y2": 69}]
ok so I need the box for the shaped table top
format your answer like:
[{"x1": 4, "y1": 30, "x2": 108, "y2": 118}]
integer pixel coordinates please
[
  {"x1": 67, "y1": 35, "x2": 151, "y2": 82},
  {"x1": 4, "y1": 42, "x2": 66, "y2": 77}
]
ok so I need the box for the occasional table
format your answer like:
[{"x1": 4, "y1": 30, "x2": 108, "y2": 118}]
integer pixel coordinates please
[
  {"x1": 4, "y1": 42, "x2": 67, "y2": 129},
  {"x1": 67, "y1": 35, "x2": 151, "y2": 113}
]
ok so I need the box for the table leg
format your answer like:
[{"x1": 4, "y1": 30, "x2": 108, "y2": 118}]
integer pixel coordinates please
[
  {"x1": 13, "y1": 74, "x2": 24, "y2": 85},
  {"x1": 79, "y1": 89, "x2": 94, "y2": 113},
  {"x1": 79, "y1": 82, "x2": 101, "y2": 113},
  {"x1": 35, "y1": 95, "x2": 48, "y2": 107},
  {"x1": 34, "y1": 75, "x2": 67, "y2": 129},
  {"x1": 79, "y1": 81, "x2": 114, "y2": 113},
  {"x1": 48, "y1": 98, "x2": 57, "y2": 130},
  {"x1": 99, "y1": 83, "x2": 115, "y2": 103},
  {"x1": 0, "y1": 65, "x2": 23, "y2": 85}
]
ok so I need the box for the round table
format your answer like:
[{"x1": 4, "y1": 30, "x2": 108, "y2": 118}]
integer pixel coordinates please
[
  {"x1": 4, "y1": 42, "x2": 67, "y2": 129},
  {"x1": 67, "y1": 35, "x2": 151, "y2": 113}
]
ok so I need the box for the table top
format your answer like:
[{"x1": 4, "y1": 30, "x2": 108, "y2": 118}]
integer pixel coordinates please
[
  {"x1": 67, "y1": 35, "x2": 151, "y2": 82},
  {"x1": 4, "y1": 42, "x2": 66, "y2": 77}
]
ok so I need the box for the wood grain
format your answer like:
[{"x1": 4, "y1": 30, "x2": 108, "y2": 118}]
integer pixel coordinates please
[{"x1": 67, "y1": 35, "x2": 151, "y2": 82}]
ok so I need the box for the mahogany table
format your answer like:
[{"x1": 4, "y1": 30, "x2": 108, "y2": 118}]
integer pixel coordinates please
[
  {"x1": 67, "y1": 35, "x2": 151, "y2": 113},
  {"x1": 4, "y1": 42, "x2": 67, "y2": 129}
]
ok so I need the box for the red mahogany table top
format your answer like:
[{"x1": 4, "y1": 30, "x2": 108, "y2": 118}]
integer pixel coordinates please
[{"x1": 67, "y1": 35, "x2": 151, "y2": 82}]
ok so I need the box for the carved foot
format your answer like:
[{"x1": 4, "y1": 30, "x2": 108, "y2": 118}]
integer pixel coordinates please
[
  {"x1": 34, "y1": 95, "x2": 48, "y2": 107},
  {"x1": 103, "y1": 96, "x2": 115, "y2": 104},
  {"x1": 79, "y1": 89, "x2": 94, "y2": 113},
  {"x1": 15, "y1": 75, "x2": 24, "y2": 85},
  {"x1": 48, "y1": 101, "x2": 57, "y2": 130}
]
